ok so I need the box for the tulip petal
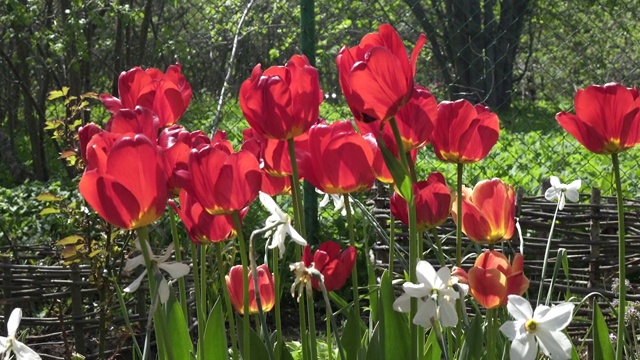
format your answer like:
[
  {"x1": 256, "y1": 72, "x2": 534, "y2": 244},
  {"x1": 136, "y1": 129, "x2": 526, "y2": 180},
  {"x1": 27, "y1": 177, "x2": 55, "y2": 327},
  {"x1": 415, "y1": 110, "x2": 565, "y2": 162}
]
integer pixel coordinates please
[{"x1": 468, "y1": 267, "x2": 507, "y2": 309}]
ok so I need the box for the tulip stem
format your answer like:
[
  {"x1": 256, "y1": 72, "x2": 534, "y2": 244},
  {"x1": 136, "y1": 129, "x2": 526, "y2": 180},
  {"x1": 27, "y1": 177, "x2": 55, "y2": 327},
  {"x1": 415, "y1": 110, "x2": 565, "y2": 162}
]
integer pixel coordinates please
[
  {"x1": 233, "y1": 212, "x2": 251, "y2": 360},
  {"x1": 191, "y1": 243, "x2": 205, "y2": 359},
  {"x1": 288, "y1": 137, "x2": 307, "y2": 238},
  {"x1": 430, "y1": 229, "x2": 446, "y2": 267},
  {"x1": 612, "y1": 153, "x2": 627, "y2": 359},
  {"x1": 344, "y1": 194, "x2": 361, "y2": 323},
  {"x1": 537, "y1": 201, "x2": 560, "y2": 306},
  {"x1": 307, "y1": 292, "x2": 319, "y2": 360},
  {"x1": 486, "y1": 308, "x2": 497, "y2": 360},
  {"x1": 200, "y1": 243, "x2": 207, "y2": 315},
  {"x1": 318, "y1": 277, "x2": 347, "y2": 360},
  {"x1": 169, "y1": 213, "x2": 189, "y2": 321},
  {"x1": 217, "y1": 242, "x2": 239, "y2": 360},
  {"x1": 326, "y1": 303, "x2": 333, "y2": 360},
  {"x1": 456, "y1": 163, "x2": 464, "y2": 267},
  {"x1": 273, "y1": 248, "x2": 284, "y2": 351}
]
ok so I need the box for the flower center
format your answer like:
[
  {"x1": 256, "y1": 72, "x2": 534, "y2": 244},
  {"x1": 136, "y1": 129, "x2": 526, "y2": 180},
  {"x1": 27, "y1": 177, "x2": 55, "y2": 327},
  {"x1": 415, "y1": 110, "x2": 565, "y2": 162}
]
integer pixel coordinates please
[{"x1": 525, "y1": 319, "x2": 537, "y2": 332}]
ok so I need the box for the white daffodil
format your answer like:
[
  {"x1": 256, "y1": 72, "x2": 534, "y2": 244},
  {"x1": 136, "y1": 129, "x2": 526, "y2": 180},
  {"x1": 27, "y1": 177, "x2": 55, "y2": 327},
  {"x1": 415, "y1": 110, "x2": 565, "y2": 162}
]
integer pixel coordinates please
[
  {"x1": 544, "y1": 176, "x2": 581, "y2": 210},
  {"x1": 500, "y1": 295, "x2": 574, "y2": 360},
  {"x1": 393, "y1": 260, "x2": 461, "y2": 329},
  {"x1": 259, "y1": 192, "x2": 307, "y2": 258},
  {"x1": 123, "y1": 240, "x2": 190, "y2": 304},
  {"x1": 317, "y1": 189, "x2": 348, "y2": 216},
  {"x1": 0, "y1": 308, "x2": 41, "y2": 360}
]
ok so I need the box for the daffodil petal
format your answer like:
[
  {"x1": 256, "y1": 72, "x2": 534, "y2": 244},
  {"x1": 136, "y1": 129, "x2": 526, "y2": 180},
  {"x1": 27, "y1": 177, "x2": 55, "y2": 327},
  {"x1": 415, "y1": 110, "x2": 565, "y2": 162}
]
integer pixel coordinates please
[
  {"x1": 402, "y1": 282, "x2": 428, "y2": 298},
  {"x1": 157, "y1": 243, "x2": 175, "y2": 263},
  {"x1": 499, "y1": 320, "x2": 520, "y2": 341},
  {"x1": 558, "y1": 194, "x2": 566, "y2": 210},
  {"x1": 123, "y1": 255, "x2": 145, "y2": 273},
  {"x1": 537, "y1": 302, "x2": 574, "y2": 331},
  {"x1": 159, "y1": 262, "x2": 190, "y2": 279},
  {"x1": 7, "y1": 308, "x2": 22, "y2": 337},
  {"x1": 549, "y1": 176, "x2": 561, "y2": 189},
  {"x1": 124, "y1": 269, "x2": 148, "y2": 293},
  {"x1": 565, "y1": 188, "x2": 580, "y2": 203},
  {"x1": 415, "y1": 260, "x2": 437, "y2": 288},
  {"x1": 12, "y1": 340, "x2": 42, "y2": 360},
  {"x1": 510, "y1": 333, "x2": 537, "y2": 360},
  {"x1": 0, "y1": 336, "x2": 9, "y2": 352},
  {"x1": 259, "y1": 192, "x2": 280, "y2": 215},
  {"x1": 413, "y1": 299, "x2": 436, "y2": 329},
  {"x1": 158, "y1": 277, "x2": 170, "y2": 304},
  {"x1": 286, "y1": 224, "x2": 307, "y2": 246},
  {"x1": 392, "y1": 293, "x2": 411, "y2": 313},
  {"x1": 506, "y1": 295, "x2": 533, "y2": 321},
  {"x1": 535, "y1": 330, "x2": 572, "y2": 359},
  {"x1": 438, "y1": 299, "x2": 458, "y2": 327},
  {"x1": 544, "y1": 187, "x2": 558, "y2": 201}
]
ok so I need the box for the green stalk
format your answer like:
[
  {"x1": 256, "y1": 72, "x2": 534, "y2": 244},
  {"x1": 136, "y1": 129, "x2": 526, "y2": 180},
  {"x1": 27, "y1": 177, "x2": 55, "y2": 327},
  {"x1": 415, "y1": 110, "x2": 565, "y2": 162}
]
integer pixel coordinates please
[
  {"x1": 299, "y1": 289, "x2": 310, "y2": 360},
  {"x1": 248, "y1": 230, "x2": 275, "y2": 360},
  {"x1": 612, "y1": 153, "x2": 627, "y2": 359},
  {"x1": 169, "y1": 213, "x2": 189, "y2": 321},
  {"x1": 343, "y1": 193, "x2": 361, "y2": 324},
  {"x1": 216, "y1": 242, "x2": 239, "y2": 360},
  {"x1": 318, "y1": 276, "x2": 347, "y2": 360},
  {"x1": 326, "y1": 304, "x2": 333, "y2": 360},
  {"x1": 389, "y1": 212, "x2": 396, "y2": 274},
  {"x1": 288, "y1": 137, "x2": 306, "y2": 238},
  {"x1": 455, "y1": 163, "x2": 464, "y2": 267},
  {"x1": 486, "y1": 308, "x2": 496, "y2": 360},
  {"x1": 307, "y1": 292, "x2": 319, "y2": 360},
  {"x1": 233, "y1": 212, "x2": 251, "y2": 360},
  {"x1": 273, "y1": 247, "x2": 284, "y2": 351},
  {"x1": 537, "y1": 201, "x2": 560, "y2": 306},
  {"x1": 200, "y1": 244, "x2": 208, "y2": 316},
  {"x1": 191, "y1": 243, "x2": 205, "y2": 359},
  {"x1": 430, "y1": 229, "x2": 446, "y2": 267},
  {"x1": 114, "y1": 279, "x2": 143, "y2": 358}
]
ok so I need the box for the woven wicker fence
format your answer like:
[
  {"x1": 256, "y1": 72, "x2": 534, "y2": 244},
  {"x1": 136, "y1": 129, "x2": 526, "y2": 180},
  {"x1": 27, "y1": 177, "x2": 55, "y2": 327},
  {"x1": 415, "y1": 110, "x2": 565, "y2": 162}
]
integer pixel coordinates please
[{"x1": 2, "y1": 185, "x2": 640, "y2": 358}]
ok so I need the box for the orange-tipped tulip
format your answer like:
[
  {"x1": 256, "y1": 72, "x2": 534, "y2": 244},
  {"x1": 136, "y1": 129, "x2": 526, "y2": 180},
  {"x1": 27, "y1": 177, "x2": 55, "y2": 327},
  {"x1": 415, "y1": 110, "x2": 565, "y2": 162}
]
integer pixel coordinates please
[
  {"x1": 239, "y1": 55, "x2": 323, "y2": 140},
  {"x1": 466, "y1": 251, "x2": 529, "y2": 309},
  {"x1": 100, "y1": 64, "x2": 192, "y2": 127},
  {"x1": 452, "y1": 178, "x2": 515, "y2": 244},
  {"x1": 390, "y1": 171, "x2": 452, "y2": 231},
  {"x1": 556, "y1": 83, "x2": 640, "y2": 154},
  {"x1": 188, "y1": 145, "x2": 262, "y2": 215},
  {"x1": 302, "y1": 241, "x2": 356, "y2": 291},
  {"x1": 337, "y1": 24, "x2": 426, "y2": 123},
  {"x1": 299, "y1": 120, "x2": 376, "y2": 194},
  {"x1": 226, "y1": 264, "x2": 275, "y2": 315},
  {"x1": 431, "y1": 99, "x2": 499, "y2": 163},
  {"x1": 169, "y1": 190, "x2": 239, "y2": 244},
  {"x1": 79, "y1": 133, "x2": 167, "y2": 229}
]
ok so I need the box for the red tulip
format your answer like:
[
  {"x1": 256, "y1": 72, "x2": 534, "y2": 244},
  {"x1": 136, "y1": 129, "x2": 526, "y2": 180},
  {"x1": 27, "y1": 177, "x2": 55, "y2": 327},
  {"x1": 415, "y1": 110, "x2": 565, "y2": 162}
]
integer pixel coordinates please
[
  {"x1": 431, "y1": 99, "x2": 499, "y2": 163},
  {"x1": 556, "y1": 83, "x2": 640, "y2": 154},
  {"x1": 169, "y1": 189, "x2": 238, "y2": 244},
  {"x1": 226, "y1": 264, "x2": 275, "y2": 315},
  {"x1": 106, "y1": 106, "x2": 161, "y2": 141},
  {"x1": 188, "y1": 145, "x2": 262, "y2": 215},
  {"x1": 158, "y1": 125, "x2": 211, "y2": 195},
  {"x1": 337, "y1": 24, "x2": 426, "y2": 123},
  {"x1": 239, "y1": 55, "x2": 323, "y2": 140},
  {"x1": 78, "y1": 123, "x2": 103, "y2": 165},
  {"x1": 452, "y1": 179, "x2": 515, "y2": 244},
  {"x1": 100, "y1": 64, "x2": 192, "y2": 127},
  {"x1": 390, "y1": 172, "x2": 452, "y2": 231},
  {"x1": 79, "y1": 133, "x2": 167, "y2": 229},
  {"x1": 299, "y1": 120, "x2": 376, "y2": 194},
  {"x1": 464, "y1": 251, "x2": 529, "y2": 309},
  {"x1": 302, "y1": 241, "x2": 356, "y2": 291}
]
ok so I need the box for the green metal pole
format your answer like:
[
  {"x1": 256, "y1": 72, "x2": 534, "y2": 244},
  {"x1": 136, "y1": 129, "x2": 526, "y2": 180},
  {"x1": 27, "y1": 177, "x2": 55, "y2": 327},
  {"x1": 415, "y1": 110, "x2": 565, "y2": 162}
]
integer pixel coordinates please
[{"x1": 300, "y1": 0, "x2": 319, "y2": 245}]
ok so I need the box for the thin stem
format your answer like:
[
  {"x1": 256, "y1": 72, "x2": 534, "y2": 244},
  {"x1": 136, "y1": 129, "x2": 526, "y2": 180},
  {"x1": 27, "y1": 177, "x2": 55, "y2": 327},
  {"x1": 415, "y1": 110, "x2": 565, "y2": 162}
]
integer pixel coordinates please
[
  {"x1": 456, "y1": 163, "x2": 463, "y2": 267},
  {"x1": 537, "y1": 202, "x2": 560, "y2": 306},
  {"x1": 344, "y1": 193, "x2": 360, "y2": 321},
  {"x1": 389, "y1": 212, "x2": 396, "y2": 274},
  {"x1": 113, "y1": 279, "x2": 143, "y2": 358},
  {"x1": 233, "y1": 212, "x2": 251, "y2": 360},
  {"x1": 273, "y1": 248, "x2": 284, "y2": 350},
  {"x1": 307, "y1": 292, "x2": 318, "y2": 360},
  {"x1": 169, "y1": 213, "x2": 189, "y2": 321},
  {"x1": 613, "y1": 153, "x2": 627, "y2": 360},
  {"x1": 326, "y1": 303, "x2": 333, "y2": 360},
  {"x1": 200, "y1": 244, "x2": 207, "y2": 316},
  {"x1": 216, "y1": 242, "x2": 239, "y2": 360},
  {"x1": 318, "y1": 277, "x2": 347, "y2": 360},
  {"x1": 249, "y1": 230, "x2": 275, "y2": 360},
  {"x1": 191, "y1": 243, "x2": 205, "y2": 359},
  {"x1": 288, "y1": 137, "x2": 306, "y2": 238},
  {"x1": 486, "y1": 308, "x2": 496, "y2": 360}
]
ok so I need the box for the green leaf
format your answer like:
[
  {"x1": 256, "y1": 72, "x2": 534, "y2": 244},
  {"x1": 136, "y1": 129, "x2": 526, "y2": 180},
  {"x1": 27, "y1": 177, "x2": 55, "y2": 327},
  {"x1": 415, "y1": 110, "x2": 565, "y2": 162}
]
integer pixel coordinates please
[
  {"x1": 36, "y1": 192, "x2": 63, "y2": 201},
  {"x1": 274, "y1": 341, "x2": 294, "y2": 360},
  {"x1": 365, "y1": 323, "x2": 382, "y2": 360},
  {"x1": 236, "y1": 314, "x2": 270, "y2": 360},
  {"x1": 342, "y1": 304, "x2": 364, "y2": 360},
  {"x1": 378, "y1": 138, "x2": 413, "y2": 201},
  {"x1": 458, "y1": 315, "x2": 483, "y2": 360},
  {"x1": 424, "y1": 329, "x2": 442, "y2": 360},
  {"x1": 380, "y1": 270, "x2": 410, "y2": 360},
  {"x1": 201, "y1": 299, "x2": 229, "y2": 360},
  {"x1": 165, "y1": 297, "x2": 194, "y2": 356},
  {"x1": 56, "y1": 235, "x2": 83, "y2": 246},
  {"x1": 47, "y1": 87, "x2": 68, "y2": 100},
  {"x1": 40, "y1": 207, "x2": 61, "y2": 216},
  {"x1": 592, "y1": 302, "x2": 614, "y2": 360}
]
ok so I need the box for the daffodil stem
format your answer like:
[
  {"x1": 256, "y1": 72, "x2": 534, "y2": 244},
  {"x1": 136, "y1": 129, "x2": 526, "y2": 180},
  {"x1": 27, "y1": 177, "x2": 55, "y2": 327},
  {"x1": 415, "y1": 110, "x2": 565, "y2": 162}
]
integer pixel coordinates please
[
  {"x1": 233, "y1": 212, "x2": 251, "y2": 360},
  {"x1": 456, "y1": 163, "x2": 463, "y2": 267},
  {"x1": 248, "y1": 231, "x2": 275, "y2": 360},
  {"x1": 307, "y1": 293, "x2": 319, "y2": 360},
  {"x1": 612, "y1": 153, "x2": 627, "y2": 360},
  {"x1": 273, "y1": 248, "x2": 284, "y2": 351},
  {"x1": 217, "y1": 242, "x2": 239, "y2": 360},
  {"x1": 137, "y1": 227, "x2": 174, "y2": 360},
  {"x1": 288, "y1": 137, "x2": 307, "y2": 238},
  {"x1": 344, "y1": 193, "x2": 361, "y2": 323},
  {"x1": 319, "y1": 278, "x2": 347, "y2": 360},
  {"x1": 169, "y1": 213, "x2": 189, "y2": 320},
  {"x1": 191, "y1": 243, "x2": 205, "y2": 359},
  {"x1": 537, "y1": 201, "x2": 560, "y2": 306}
]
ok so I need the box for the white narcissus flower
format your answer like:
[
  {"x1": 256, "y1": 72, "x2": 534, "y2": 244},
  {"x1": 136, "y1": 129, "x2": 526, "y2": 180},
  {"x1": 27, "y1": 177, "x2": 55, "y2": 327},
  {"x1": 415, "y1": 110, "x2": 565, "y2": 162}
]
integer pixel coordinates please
[
  {"x1": 259, "y1": 192, "x2": 307, "y2": 258},
  {"x1": 393, "y1": 260, "x2": 461, "y2": 329},
  {"x1": 500, "y1": 295, "x2": 574, "y2": 360},
  {"x1": 544, "y1": 176, "x2": 581, "y2": 210},
  {"x1": 317, "y1": 189, "x2": 348, "y2": 216},
  {"x1": 0, "y1": 308, "x2": 42, "y2": 360},
  {"x1": 123, "y1": 240, "x2": 191, "y2": 304}
]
